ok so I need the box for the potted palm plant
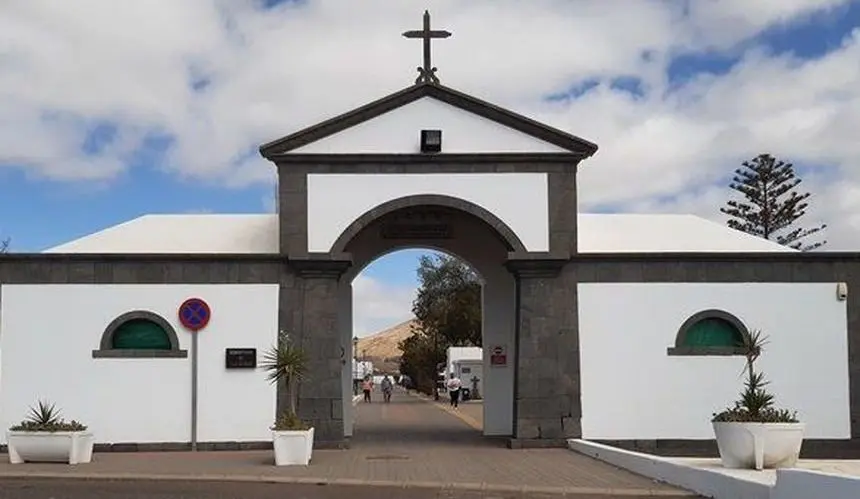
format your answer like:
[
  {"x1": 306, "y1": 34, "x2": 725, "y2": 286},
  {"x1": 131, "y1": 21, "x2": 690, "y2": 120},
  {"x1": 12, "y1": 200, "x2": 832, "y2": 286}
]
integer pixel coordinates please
[
  {"x1": 6, "y1": 400, "x2": 94, "y2": 465},
  {"x1": 260, "y1": 330, "x2": 313, "y2": 466},
  {"x1": 712, "y1": 330, "x2": 805, "y2": 470}
]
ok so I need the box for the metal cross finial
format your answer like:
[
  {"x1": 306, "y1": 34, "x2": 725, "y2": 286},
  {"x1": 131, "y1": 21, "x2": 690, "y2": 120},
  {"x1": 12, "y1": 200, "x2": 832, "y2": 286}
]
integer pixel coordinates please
[{"x1": 402, "y1": 10, "x2": 452, "y2": 85}]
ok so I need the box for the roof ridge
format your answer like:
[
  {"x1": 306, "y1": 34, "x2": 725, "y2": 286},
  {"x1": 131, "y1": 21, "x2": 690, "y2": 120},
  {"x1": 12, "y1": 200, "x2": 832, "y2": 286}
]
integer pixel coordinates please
[{"x1": 259, "y1": 83, "x2": 598, "y2": 158}]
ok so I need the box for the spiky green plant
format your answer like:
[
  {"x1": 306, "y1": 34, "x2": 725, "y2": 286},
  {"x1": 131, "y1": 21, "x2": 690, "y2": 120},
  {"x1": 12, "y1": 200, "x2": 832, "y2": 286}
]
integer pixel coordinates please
[
  {"x1": 260, "y1": 330, "x2": 311, "y2": 431},
  {"x1": 9, "y1": 400, "x2": 87, "y2": 432},
  {"x1": 712, "y1": 330, "x2": 798, "y2": 423}
]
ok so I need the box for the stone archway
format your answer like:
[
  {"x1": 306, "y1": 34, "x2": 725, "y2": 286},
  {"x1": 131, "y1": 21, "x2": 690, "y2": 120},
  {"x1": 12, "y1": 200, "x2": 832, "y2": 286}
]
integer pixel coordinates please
[
  {"x1": 334, "y1": 197, "x2": 520, "y2": 440},
  {"x1": 329, "y1": 194, "x2": 528, "y2": 255}
]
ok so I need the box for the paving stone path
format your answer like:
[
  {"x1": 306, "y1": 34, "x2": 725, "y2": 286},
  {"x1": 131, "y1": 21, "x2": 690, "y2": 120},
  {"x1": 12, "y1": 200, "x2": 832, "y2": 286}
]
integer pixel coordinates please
[
  {"x1": 345, "y1": 388, "x2": 694, "y2": 495},
  {"x1": 0, "y1": 387, "x2": 699, "y2": 497}
]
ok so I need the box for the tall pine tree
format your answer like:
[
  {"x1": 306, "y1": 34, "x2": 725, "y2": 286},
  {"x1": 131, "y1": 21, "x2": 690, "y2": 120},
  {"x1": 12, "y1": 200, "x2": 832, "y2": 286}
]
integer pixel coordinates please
[
  {"x1": 720, "y1": 153, "x2": 826, "y2": 251},
  {"x1": 0, "y1": 238, "x2": 8, "y2": 253}
]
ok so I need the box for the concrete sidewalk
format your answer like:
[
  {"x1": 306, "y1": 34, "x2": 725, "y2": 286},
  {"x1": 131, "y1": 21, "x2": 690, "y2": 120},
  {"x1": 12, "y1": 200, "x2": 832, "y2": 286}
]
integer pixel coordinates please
[{"x1": 0, "y1": 389, "x2": 696, "y2": 497}]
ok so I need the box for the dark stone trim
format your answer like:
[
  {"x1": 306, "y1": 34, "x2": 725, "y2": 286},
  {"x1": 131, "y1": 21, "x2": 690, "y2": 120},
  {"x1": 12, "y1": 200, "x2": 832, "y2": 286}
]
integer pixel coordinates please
[
  {"x1": 314, "y1": 439, "x2": 350, "y2": 450},
  {"x1": 666, "y1": 309, "x2": 749, "y2": 357},
  {"x1": 92, "y1": 310, "x2": 187, "y2": 359},
  {"x1": 666, "y1": 346, "x2": 747, "y2": 356},
  {"x1": 92, "y1": 349, "x2": 188, "y2": 359},
  {"x1": 259, "y1": 82, "x2": 598, "y2": 158},
  {"x1": 0, "y1": 253, "x2": 284, "y2": 262},
  {"x1": 507, "y1": 438, "x2": 568, "y2": 449},
  {"x1": 98, "y1": 311, "x2": 181, "y2": 350},
  {"x1": 270, "y1": 153, "x2": 586, "y2": 165},
  {"x1": 329, "y1": 194, "x2": 528, "y2": 254},
  {"x1": 288, "y1": 257, "x2": 352, "y2": 278},
  {"x1": 1, "y1": 441, "x2": 274, "y2": 453},
  {"x1": 573, "y1": 252, "x2": 860, "y2": 262},
  {"x1": 595, "y1": 438, "x2": 860, "y2": 459},
  {"x1": 0, "y1": 255, "x2": 285, "y2": 284},
  {"x1": 505, "y1": 257, "x2": 569, "y2": 278},
  {"x1": 570, "y1": 258, "x2": 855, "y2": 283}
]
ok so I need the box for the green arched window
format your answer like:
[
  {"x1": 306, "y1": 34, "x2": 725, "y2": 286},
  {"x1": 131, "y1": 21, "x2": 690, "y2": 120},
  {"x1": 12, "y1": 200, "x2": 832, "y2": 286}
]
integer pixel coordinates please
[
  {"x1": 667, "y1": 310, "x2": 748, "y2": 356},
  {"x1": 682, "y1": 318, "x2": 744, "y2": 348},
  {"x1": 93, "y1": 311, "x2": 188, "y2": 359},
  {"x1": 111, "y1": 319, "x2": 172, "y2": 350}
]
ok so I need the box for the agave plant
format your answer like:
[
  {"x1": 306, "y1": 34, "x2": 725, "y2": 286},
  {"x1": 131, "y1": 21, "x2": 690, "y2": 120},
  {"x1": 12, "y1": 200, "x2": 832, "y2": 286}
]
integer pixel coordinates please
[
  {"x1": 260, "y1": 330, "x2": 310, "y2": 431},
  {"x1": 712, "y1": 330, "x2": 798, "y2": 423},
  {"x1": 9, "y1": 400, "x2": 87, "y2": 432}
]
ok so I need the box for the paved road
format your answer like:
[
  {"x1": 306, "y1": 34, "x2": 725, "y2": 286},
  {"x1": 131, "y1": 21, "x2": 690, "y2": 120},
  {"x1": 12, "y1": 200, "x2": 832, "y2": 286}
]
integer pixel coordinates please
[
  {"x1": 0, "y1": 477, "x2": 684, "y2": 498},
  {"x1": 352, "y1": 388, "x2": 494, "y2": 449}
]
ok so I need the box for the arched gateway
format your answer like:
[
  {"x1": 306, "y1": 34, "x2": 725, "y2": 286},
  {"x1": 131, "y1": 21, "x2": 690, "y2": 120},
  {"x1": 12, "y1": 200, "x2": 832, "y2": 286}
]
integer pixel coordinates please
[{"x1": 258, "y1": 12, "x2": 598, "y2": 448}]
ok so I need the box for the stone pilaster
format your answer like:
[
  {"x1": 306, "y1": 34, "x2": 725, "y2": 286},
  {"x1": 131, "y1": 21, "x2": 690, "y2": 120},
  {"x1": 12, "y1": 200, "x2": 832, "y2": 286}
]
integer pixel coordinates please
[
  {"x1": 547, "y1": 171, "x2": 578, "y2": 256},
  {"x1": 505, "y1": 257, "x2": 580, "y2": 447},
  {"x1": 281, "y1": 257, "x2": 351, "y2": 448},
  {"x1": 277, "y1": 171, "x2": 308, "y2": 256}
]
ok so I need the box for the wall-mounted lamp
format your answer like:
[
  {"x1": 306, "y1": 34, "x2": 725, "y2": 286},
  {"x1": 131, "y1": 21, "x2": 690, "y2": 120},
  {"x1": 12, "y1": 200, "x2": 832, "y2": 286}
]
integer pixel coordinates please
[
  {"x1": 420, "y1": 129, "x2": 442, "y2": 153},
  {"x1": 837, "y1": 282, "x2": 848, "y2": 301}
]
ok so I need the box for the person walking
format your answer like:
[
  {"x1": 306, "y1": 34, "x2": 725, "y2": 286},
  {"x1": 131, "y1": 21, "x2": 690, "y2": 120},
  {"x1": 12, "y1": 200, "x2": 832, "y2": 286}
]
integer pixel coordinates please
[
  {"x1": 381, "y1": 374, "x2": 393, "y2": 403},
  {"x1": 362, "y1": 376, "x2": 373, "y2": 403},
  {"x1": 446, "y1": 372, "x2": 462, "y2": 408}
]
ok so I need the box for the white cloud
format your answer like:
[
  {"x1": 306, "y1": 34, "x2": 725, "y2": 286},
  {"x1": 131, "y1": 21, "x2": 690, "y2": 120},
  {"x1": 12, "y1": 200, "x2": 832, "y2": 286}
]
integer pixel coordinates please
[
  {"x1": 351, "y1": 274, "x2": 416, "y2": 338},
  {"x1": 2, "y1": 0, "x2": 859, "y2": 249}
]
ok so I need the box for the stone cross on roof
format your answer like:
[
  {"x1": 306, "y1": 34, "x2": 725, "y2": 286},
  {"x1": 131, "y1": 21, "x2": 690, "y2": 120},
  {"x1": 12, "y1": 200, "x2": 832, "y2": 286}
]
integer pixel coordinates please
[{"x1": 402, "y1": 10, "x2": 452, "y2": 85}]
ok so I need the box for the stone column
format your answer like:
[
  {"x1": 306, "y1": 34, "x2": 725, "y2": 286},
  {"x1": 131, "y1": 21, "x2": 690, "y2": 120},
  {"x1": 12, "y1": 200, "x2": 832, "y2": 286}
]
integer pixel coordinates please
[
  {"x1": 505, "y1": 257, "x2": 581, "y2": 448},
  {"x1": 547, "y1": 171, "x2": 578, "y2": 255},
  {"x1": 282, "y1": 257, "x2": 351, "y2": 448}
]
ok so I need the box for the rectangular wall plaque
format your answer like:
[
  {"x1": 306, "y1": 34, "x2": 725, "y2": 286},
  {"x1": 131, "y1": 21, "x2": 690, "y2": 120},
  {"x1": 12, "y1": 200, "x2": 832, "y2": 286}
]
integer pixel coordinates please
[
  {"x1": 225, "y1": 348, "x2": 257, "y2": 369},
  {"x1": 380, "y1": 223, "x2": 452, "y2": 239}
]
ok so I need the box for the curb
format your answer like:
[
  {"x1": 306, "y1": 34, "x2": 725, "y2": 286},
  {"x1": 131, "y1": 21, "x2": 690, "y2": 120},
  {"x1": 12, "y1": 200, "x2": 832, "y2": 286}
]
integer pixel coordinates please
[{"x1": 0, "y1": 471, "x2": 694, "y2": 496}]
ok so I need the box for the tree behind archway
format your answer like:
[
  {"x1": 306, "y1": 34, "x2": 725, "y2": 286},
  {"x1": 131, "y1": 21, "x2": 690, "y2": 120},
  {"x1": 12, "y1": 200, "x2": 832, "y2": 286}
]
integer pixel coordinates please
[{"x1": 412, "y1": 253, "x2": 481, "y2": 347}]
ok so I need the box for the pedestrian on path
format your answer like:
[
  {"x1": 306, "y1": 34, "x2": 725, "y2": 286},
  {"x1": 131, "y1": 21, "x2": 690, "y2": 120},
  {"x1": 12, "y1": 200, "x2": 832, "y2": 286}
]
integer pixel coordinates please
[
  {"x1": 362, "y1": 376, "x2": 373, "y2": 403},
  {"x1": 446, "y1": 373, "x2": 462, "y2": 408},
  {"x1": 381, "y1": 374, "x2": 393, "y2": 403}
]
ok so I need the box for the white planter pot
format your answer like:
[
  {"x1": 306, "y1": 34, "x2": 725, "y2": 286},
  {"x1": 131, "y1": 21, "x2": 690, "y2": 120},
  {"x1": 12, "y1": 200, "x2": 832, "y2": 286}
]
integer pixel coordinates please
[
  {"x1": 272, "y1": 427, "x2": 314, "y2": 466},
  {"x1": 6, "y1": 431, "x2": 94, "y2": 465},
  {"x1": 712, "y1": 421, "x2": 805, "y2": 470}
]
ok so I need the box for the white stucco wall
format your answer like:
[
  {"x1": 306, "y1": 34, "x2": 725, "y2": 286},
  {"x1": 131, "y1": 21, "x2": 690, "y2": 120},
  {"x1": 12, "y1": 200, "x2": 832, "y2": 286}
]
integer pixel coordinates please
[
  {"x1": 446, "y1": 346, "x2": 482, "y2": 375},
  {"x1": 290, "y1": 97, "x2": 569, "y2": 155},
  {"x1": 577, "y1": 282, "x2": 850, "y2": 440},
  {"x1": 0, "y1": 284, "x2": 278, "y2": 445},
  {"x1": 307, "y1": 173, "x2": 548, "y2": 253},
  {"x1": 194, "y1": 285, "x2": 278, "y2": 441}
]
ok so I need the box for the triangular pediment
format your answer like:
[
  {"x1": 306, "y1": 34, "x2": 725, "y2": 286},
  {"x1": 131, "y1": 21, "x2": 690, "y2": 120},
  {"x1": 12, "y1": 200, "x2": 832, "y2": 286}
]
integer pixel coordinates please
[{"x1": 259, "y1": 83, "x2": 598, "y2": 158}]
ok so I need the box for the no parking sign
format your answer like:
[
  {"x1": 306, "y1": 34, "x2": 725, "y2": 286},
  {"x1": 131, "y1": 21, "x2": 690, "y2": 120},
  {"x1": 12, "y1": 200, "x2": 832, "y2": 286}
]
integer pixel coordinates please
[
  {"x1": 178, "y1": 298, "x2": 211, "y2": 331},
  {"x1": 490, "y1": 345, "x2": 507, "y2": 367}
]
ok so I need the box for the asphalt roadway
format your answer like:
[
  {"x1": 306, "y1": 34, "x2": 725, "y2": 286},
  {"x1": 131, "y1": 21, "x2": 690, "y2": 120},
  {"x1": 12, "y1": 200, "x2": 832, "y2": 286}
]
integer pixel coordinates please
[{"x1": 0, "y1": 477, "x2": 678, "y2": 499}]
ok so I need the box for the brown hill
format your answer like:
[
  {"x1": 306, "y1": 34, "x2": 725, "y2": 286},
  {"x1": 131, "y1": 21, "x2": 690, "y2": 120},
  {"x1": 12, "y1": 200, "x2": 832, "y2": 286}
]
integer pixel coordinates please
[{"x1": 356, "y1": 319, "x2": 418, "y2": 372}]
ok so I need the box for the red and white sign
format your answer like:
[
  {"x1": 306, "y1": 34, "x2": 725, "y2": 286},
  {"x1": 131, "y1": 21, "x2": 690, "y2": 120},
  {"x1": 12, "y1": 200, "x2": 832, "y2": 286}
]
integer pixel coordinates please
[{"x1": 490, "y1": 345, "x2": 507, "y2": 367}]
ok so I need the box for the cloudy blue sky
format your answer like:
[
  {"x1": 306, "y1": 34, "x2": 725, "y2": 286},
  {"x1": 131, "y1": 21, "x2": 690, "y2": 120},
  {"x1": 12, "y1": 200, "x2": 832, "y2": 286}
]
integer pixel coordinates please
[{"x1": 1, "y1": 0, "x2": 859, "y2": 335}]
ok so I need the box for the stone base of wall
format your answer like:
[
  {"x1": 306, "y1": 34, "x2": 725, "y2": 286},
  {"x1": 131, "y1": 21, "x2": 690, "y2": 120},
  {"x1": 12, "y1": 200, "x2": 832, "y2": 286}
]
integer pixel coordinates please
[
  {"x1": 597, "y1": 438, "x2": 860, "y2": 459},
  {"x1": 314, "y1": 439, "x2": 350, "y2": 450},
  {"x1": 507, "y1": 438, "x2": 568, "y2": 449},
  {"x1": 0, "y1": 441, "x2": 274, "y2": 454},
  {"x1": 0, "y1": 438, "x2": 351, "y2": 453}
]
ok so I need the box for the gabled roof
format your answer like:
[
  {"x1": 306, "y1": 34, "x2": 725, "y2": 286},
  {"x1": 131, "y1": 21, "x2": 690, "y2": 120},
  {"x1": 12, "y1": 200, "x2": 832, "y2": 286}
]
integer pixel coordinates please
[
  {"x1": 258, "y1": 83, "x2": 598, "y2": 159},
  {"x1": 41, "y1": 213, "x2": 796, "y2": 254}
]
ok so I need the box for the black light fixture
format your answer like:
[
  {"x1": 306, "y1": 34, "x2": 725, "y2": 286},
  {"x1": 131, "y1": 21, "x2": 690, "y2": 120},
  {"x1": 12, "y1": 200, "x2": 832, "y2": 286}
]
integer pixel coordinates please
[{"x1": 420, "y1": 129, "x2": 442, "y2": 153}]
